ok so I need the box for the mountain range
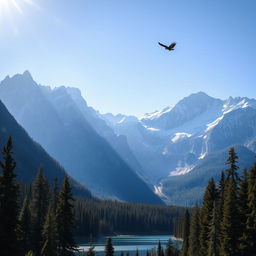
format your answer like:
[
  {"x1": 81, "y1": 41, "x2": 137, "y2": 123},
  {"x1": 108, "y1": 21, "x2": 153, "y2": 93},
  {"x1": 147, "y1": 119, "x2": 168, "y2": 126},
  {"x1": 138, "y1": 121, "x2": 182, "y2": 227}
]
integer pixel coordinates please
[
  {"x1": 0, "y1": 71, "x2": 162, "y2": 204},
  {"x1": 1, "y1": 71, "x2": 256, "y2": 206}
]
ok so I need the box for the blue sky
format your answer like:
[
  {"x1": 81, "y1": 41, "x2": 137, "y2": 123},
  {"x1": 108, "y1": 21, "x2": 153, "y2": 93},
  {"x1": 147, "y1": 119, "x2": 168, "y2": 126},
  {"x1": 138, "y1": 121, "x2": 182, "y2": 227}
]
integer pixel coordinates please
[{"x1": 0, "y1": 0, "x2": 256, "y2": 116}]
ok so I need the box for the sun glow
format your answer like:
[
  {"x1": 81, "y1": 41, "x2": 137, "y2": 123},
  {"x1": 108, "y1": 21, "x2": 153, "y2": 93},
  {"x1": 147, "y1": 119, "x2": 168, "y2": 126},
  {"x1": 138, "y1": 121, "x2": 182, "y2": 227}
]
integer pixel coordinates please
[
  {"x1": 0, "y1": 0, "x2": 23, "y2": 14},
  {"x1": 0, "y1": 0, "x2": 39, "y2": 35}
]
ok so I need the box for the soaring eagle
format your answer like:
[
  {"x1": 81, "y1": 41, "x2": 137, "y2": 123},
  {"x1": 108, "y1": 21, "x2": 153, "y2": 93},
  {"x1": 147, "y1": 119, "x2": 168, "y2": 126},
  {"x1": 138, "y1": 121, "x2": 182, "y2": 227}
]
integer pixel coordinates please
[{"x1": 158, "y1": 42, "x2": 176, "y2": 51}]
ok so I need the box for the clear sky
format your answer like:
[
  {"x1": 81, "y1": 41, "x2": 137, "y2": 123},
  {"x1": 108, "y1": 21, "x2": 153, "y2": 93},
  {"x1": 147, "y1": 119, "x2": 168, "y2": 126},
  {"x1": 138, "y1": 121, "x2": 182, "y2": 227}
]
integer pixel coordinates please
[{"x1": 0, "y1": 0, "x2": 256, "y2": 116}]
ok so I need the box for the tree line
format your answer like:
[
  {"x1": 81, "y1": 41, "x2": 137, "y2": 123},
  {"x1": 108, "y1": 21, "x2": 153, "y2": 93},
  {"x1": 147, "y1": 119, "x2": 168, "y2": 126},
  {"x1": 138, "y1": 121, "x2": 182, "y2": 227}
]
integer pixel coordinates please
[
  {"x1": 0, "y1": 137, "x2": 77, "y2": 256},
  {"x1": 179, "y1": 147, "x2": 256, "y2": 256},
  {"x1": 0, "y1": 137, "x2": 186, "y2": 256}
]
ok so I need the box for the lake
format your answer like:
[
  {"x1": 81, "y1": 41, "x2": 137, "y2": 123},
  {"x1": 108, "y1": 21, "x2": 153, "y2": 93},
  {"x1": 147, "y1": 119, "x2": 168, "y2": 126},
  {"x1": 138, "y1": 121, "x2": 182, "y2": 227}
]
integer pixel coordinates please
[{"x1": 78, "y1": 235, "x2": 181, "y2": 256}]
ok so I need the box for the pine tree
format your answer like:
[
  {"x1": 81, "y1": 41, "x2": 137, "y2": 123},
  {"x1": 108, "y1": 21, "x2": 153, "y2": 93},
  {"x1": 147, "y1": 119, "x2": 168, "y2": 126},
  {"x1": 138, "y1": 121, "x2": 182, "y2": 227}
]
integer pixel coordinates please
[
  {"x1": 157, "y1": 241, "x2": 164, "y2": 256},
  {"x1": 199, "y1": 178, "x2": 217, "y2": 256},
  {"x1": 30, "y1": 169, "x2": 50, "y2": 256},
  {"x1": 0, "y1": 137, "x2": 20, "y2": 256},
  {"x1": 188, "y1": 205, "x2": 200, "y2": 256},
  {"x1": 53, "y1": 177, "x2": 59, "y2": 213},
  {"x1": 135, "y1": 248, "x2": 139, "y2": 256},
  {"x1": 180, "y1": 209, "x2": 190, "y2": 256},
  {"x1": 41, "y1": 206, "x2": 59, "y2": 256},
  {"x1": 19, "y1": 196, "x2": 32, "y2": 255},
  {"x1": 207, "y1": 201, "x2": 220, "y2": 256},
  {"x1": 238, "y1": 169, "x2": 249, "y2": 255},
  {"x1": 217, "y1": 171, "x2": 226, "y2": 219},
  {"x1": 245, "y1": 163, "x2": 256, "y2": 255},
  {"x1": 56, "y1": 176, "x2": 77, "y2": 255},
  {"x1": 105, "y1": 237, "x2": 114, "y2": 256},
  {"x1": 220, "y1": 148, "x2": 240, "y2": 256},
  {"x1": 225, "y1": 147, "x2": 239, "y2": 182}
]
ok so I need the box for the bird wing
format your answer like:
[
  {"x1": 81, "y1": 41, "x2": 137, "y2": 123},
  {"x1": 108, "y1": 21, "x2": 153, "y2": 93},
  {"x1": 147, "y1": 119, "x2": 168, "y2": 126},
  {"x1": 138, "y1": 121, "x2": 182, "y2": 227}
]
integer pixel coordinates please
[
  {"x1": 168, "y1": 42, "x2": 176, "y2": 49},
  {"x1": 158, "y1": 42, "x2": 168, "y2": 48}
]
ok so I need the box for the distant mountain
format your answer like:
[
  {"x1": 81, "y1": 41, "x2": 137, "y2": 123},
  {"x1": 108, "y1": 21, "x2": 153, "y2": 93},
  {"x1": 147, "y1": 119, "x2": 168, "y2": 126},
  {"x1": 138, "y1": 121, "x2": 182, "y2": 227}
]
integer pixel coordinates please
[
  {"x1": 160, "y1": 145, "x2": 256, "y2": 206},
  {"x1": 0, "y1": 72, "x2": 163, "y2": 204},
  {"x1": 103, "y1": 92, "x2": 256, "y2": 205},
  {"x1": 0, "y1": 99, "x2": 92, "y2": 198}
]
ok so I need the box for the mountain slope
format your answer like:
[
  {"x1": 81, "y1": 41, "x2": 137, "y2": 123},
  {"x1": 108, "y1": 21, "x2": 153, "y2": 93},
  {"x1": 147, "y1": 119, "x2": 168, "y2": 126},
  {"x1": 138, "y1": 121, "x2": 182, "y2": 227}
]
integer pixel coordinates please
[
  {"x1": 160, "y1": 145, "x2": 256, "y2": 206},
  {"x1": 103, "y1": 92, "x2": 256, "y2": 205},
  {"x1": 0, "y1": 72, "x2": 163, "y2": 204},
  {"x1": 0, "y1": 100, "x2": 92, "y2": 198}
]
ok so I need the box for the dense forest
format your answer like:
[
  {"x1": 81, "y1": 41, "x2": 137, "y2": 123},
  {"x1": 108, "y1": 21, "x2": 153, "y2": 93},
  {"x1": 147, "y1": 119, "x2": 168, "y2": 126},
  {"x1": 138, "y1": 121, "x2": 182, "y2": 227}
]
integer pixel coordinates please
[
  {"x1": 179, "y1": 147, "x2": 256, "y2": 256},
  {"x1": 0, "y1": 137, "x2": 185, "y2": 256}
]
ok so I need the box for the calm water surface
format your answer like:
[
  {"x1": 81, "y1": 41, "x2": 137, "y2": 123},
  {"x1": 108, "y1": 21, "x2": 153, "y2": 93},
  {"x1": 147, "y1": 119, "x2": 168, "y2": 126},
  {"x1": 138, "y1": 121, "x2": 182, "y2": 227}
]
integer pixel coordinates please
[{"x1": 78, "y1": 235, "x2": 181, "y2": 256}]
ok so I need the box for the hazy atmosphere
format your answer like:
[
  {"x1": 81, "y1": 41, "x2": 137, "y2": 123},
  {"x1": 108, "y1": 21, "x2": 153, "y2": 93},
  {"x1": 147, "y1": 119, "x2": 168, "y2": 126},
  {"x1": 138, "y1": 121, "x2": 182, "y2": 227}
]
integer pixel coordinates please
[
  {"x1": 1, "y1": 1, "x2": 256, "y2": 256},
  {"x1": 1, "y1": 0, "x2": 256, "y2": 115}
]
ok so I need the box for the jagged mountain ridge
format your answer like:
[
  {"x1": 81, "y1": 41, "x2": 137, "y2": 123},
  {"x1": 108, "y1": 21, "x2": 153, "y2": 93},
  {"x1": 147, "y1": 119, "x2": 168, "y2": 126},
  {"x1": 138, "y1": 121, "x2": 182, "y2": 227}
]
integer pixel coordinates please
[
  {"x1": 0, "y1": 72, "x2": 163, "y2": 205},
  {"x1": 102, "y1": 92, "x2": 256, "y2": 205}
]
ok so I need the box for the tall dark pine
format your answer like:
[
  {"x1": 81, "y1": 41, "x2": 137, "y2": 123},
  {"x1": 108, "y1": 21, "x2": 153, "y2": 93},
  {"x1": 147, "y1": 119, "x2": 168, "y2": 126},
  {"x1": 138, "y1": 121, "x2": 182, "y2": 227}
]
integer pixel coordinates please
[
  {"x1": 157, "y1": 241, "x2": 164, "y2": 256},
  {"x1": 238, "y1": 169, "x2": 249, "y2": 255},
  {"x1": 52, "y1": 177, "x2": 59, "y2": 213},
  {"x1": 41, "y1": 206, "x2": 58, "y2": 256},
  {"x1": 220, "y1": 148, "x2": 240, "y2": 256},
  {"x1": 30, "y1": 169, "x2": 49, "y2": 256},
  {"x1": 180, "y1": 209, "x2": 190, "y2": 256},
  {"x1": 225, "y1": 147, "x2": 239, "y2": 181},
  {"x1": 208, "y1": 202, "x2": 220, "y2": 256},
  {"x1": 245, "y1": 163, "x2": 256, "y2": 255},
  {"x1": 0, "y1": 137, "x2": 20, "y2": 256},
  {"x1": 188, "y1": 205, "x2": 200, "y2": 256},
  {"x1": 105, "y1": 237, "x2": 114, "y2": 256},
  {"x1": 19, "y1": 196, "x2": 32, "y2": 255},
  {"x1": 56, "y1": 176, "x2": 77, "y2": 256},
  {"x1": 199, "y1": 178, "x2": 217, "y2": 256}
]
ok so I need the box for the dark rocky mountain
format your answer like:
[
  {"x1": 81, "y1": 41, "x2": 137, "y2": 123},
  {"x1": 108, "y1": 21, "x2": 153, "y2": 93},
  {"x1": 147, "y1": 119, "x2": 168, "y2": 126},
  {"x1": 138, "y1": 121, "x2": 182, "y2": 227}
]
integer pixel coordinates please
[{"x1": 0, "y1": 99, "x2": 92, "y2": 198}]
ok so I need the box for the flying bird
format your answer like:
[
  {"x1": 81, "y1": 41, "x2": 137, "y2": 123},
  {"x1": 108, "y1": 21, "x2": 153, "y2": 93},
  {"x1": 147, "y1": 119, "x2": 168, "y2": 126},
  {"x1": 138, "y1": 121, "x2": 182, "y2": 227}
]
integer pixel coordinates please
[{"x1": 158, "y1": 42, "x2": 176, "y2": 51}]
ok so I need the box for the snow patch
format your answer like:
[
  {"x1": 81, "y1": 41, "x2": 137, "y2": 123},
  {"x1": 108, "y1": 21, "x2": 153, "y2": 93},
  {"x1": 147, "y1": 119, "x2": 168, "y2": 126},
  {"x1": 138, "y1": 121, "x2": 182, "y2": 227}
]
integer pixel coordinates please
[
  {"x1": 171, "y1": 132, "x2": 192, "y2": 143},
  {"x1": 170, "y1": 166, "x2": 194, "y2": 176},
  {"x1": 139, "y1": 106, "x2": 174, "y2": 120},
  {"x1": 205, "y1": 116, "x2": 224, "y2": 132},
  {"x1": 154, "y1": 184, "x2": 167, "y2": 199}
]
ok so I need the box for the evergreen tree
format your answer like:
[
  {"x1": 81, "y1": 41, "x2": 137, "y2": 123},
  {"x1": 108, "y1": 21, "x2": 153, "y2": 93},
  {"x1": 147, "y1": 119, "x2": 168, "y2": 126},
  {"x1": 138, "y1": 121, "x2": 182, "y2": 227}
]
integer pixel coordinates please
[
  {"x1": 56, "y1": 176, "x2": 77, "y2": 255},
  {"x1": 165, "y1": 239, "x2": 173, "y2": 256},
  {"x1": 157, "y1": 241, "x2": 164, "y2": 256},
  {"x1": 105, "y1": 237, "x2": 114, "y2": 256},
  {"x1": 180, "y1": 209, "x2": 190, "y2": 256},
  {"x1": 53, "y1": 177, "x2": 59, "y2": 213},
  {"x1": 41, "y1": 206, "x2": 59, "y2": 256},
  {"x1": 238, "y1": 169, "x2": 249, "y2": 255},
  {"x1": 30, "y1": 169, "x2": 50, "y2": 256},
  {"x1": 245, "y1": 163, "x2": 256, "y2": 255},
  {"x1": 188, "y1": 205, "x2": 200, "y2": 256},
  {"x1": 208, "y1": 202, "x2": 220, "y2": 256},
  {"x1": 0, "y1": 137, "x2": 20, "y2": 256},
  {"x1": 199, "y1": 178, "x2": 217, "y2": 256},
  {"x1": 19, "y1": 196, "x2": 32, "y2": 255},
  {"x1": 220, "y1": 148, "x2": 240, "y2": 256},
  {"x1": 135, "y1": 248, "x2": 139, "y2": 256},
  {"x1": 225, "y1": 147, "x2": 239, "y2": 182},
  {"x1": 220, "y1": 178, "x2": 239, "y2": 256},
  {"x1": 120, "y1": 251, "x2": 124, "y2": 256}
]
